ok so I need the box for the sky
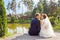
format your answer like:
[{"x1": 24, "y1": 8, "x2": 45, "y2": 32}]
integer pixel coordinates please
[
  {"x1": 4, "y1": 0, "x2": 39, "y2": 15},
  {"x1": 4, "y1": 0, "x2": 58, "y2": 15}
]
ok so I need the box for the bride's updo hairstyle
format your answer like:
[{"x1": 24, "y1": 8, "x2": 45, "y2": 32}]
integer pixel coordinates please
[{"x1": 42, "y1": 14, "x2": 47, "y2": 19}]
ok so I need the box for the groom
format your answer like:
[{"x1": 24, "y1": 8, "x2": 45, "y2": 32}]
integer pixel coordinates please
[{"x1": 28, "y1": 13, "x2": 41, "y2": 36}]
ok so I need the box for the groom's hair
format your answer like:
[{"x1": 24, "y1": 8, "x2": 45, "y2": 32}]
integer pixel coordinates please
[{"x1": 35, "y1": 13, "x2": 40, "y2": 17}]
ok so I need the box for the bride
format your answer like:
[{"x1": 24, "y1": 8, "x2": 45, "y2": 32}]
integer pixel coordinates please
[{"x1": 40, "y1": 14, "x2": 56, "y2": 37}]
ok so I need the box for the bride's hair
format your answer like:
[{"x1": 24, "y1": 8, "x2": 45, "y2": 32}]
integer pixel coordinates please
[{"x1": 42, "y1": 14, "x2": 47, "y2": 19}]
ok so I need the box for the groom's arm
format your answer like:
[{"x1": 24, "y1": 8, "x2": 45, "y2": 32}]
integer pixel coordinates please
[
  {"x1": 40, "y1": 20, "x2": 42, "y2": 27},
  {"x1": 37, "y1": 21, "x2": 41, "y2": 32}
]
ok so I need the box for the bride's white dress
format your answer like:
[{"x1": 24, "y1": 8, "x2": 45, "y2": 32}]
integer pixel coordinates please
[{"x1": 40, "y1": 17, "x2": 56, "y2": 37}]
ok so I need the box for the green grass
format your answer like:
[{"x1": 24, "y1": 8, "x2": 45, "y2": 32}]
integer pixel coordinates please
[{"x1": 7, "y1": 19, "x2": 31, "y2": 23}]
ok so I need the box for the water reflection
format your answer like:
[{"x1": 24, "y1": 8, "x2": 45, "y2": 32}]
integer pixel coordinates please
[
  {"x1": 8, "y1": 23, "x2": 29, "y2": 34},
  {"x1": 8, "y1": 27, "x2": 28, "y2": 34}
]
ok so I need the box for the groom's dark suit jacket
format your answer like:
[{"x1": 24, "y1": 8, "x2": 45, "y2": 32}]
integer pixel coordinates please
[{"x1": 28, "y1": 18, "x2": 41, "y2": 36}]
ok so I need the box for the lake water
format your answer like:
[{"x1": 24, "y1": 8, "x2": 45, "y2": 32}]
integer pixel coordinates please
[{"x1": 8, "y1": 23, "x2": 30, "y2": 34}]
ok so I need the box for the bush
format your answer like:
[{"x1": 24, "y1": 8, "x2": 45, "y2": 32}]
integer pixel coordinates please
[
  {"x1": 0, "y1": 0, "x2": 7, "y2": 37},
  {"x1": 49, "y1": 16, "x2": 60, "y2": 31},
  {"x1": 53, "y1": 23, "x2": 60, "y2": 31},
  {"x1": 54, "y1": 19, "x2": 60, "y2": 24},
  {"x1": 10, "y1": 16, "x2": 16, "y2": 23},
  {"x1": 49, "y1": 16, "x2": 55, "y2": 25}
]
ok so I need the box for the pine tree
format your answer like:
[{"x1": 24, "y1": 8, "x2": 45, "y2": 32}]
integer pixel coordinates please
[
  {"x1": 0, "y1": 0, "x2": 7, "y2": 37},
  {"x1": 43, "y1": 0, "x2": 48, "y2": 14},
  {"x1": 37, "y1": 0, "x2": 44, "y2": 13}
]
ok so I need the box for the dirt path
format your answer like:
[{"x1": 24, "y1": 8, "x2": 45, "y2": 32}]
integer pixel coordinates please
[{"x1": 0, "y1": 32, "x2": 60, "y2": 40}]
